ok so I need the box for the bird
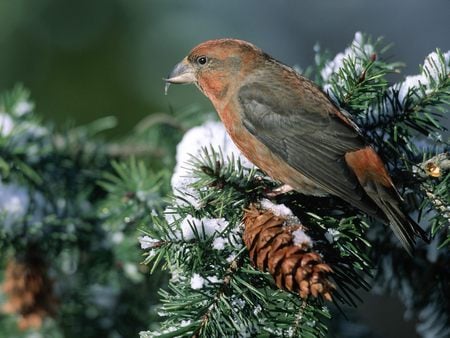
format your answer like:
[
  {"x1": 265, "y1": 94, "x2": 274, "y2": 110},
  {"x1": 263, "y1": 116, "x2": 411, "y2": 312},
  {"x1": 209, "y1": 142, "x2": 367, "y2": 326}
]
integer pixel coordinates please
[{"x1": 165, "y1": 38, "x2": 429, "y2": 254}]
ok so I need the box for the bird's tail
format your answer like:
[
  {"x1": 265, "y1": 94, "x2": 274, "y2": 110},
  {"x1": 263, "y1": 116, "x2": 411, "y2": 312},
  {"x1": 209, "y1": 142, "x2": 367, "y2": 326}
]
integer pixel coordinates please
[{"x1": 369, "y1": 182, "x2": 430, "y2": 255}]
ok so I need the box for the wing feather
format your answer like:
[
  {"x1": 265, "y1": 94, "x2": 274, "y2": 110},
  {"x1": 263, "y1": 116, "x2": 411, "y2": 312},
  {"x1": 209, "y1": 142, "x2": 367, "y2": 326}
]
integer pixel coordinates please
[{"x1": 238, "y1": 78, "x2": 378, "y2": 216}]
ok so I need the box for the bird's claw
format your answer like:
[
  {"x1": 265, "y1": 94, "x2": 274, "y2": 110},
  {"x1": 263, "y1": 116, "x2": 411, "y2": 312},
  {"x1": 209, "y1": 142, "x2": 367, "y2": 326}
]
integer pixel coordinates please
[{"x1": 265, "y1": 184, "x2": 294, "y2": 198}]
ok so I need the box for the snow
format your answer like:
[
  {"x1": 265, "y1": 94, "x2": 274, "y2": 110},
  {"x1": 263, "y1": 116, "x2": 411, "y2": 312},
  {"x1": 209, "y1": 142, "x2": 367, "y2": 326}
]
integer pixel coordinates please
[
  {"x1": 292, "y1": 228, "x2": 312, "y2": 247},
  {"x1": 260, "y1": 199, "x2": 302, "y2": 225},
  {"x1": 394, "y1": 50, "x2": 450, "y2": 104},
  {"x1": 190, "y1": 273, "x2": 205, "y2": 289},
  {"x1": 253, "y1": 304, "x2": 262, "y2": 316},
  {"x1": 202, "y1": 217, "x2": 229, "y2": 235},
  {"x1": 169, "y1": 267, "x2": 184, "y2": 283},
  {"x1": 139, "y1": 235, "x2": 160, "y2": 249},
  {"x1": 179, "y1": 215, "x2": 228, "y2": 240},
  {"x1": 322, "y1": 83, "x2": 337, "y2": 103},
  {"x1": 206, "y1": 275, "x2": 222, "y2": 284},
  {"x1": 20, "y1": 122, "x2": 48, "y2": 139},
  {"x1": 171, "y1": 120, "x2": 254, "y2": 208},
  {"x1": 174, "y1": 120, "x2": 253, "y2": 172},
  {"x1": 423, "y1": 50, "x2": 450, "y2": 82},
  {"x1": 180, "y1": 320, "x2": 191, "y2": 327},
  {"x1": 0, "y1": 115, "x2": 49, "y2": 164},
  {"x1": 324, "y1": 228, "x2": 341, "y2": 243},
  {"x1": 212, "y1": 236, "x2": 226, "y2": 250},
  {"x1": 89, "y1": 284, "x2": 119, "y2": 309},
  {"x1": 287, "y1": 327, "x2": 295, "y2": 337},
  {"x1": 226, "y1": 253, "x2": 237, "y2": 263},
  {"x1": 231, "y1": 297, "x2": 246, "y2": 310},
  {"x1": 0, "y1": 181, "x2": 30, "y2": 231},
  {"x1": 0, "y1": 183, "x2": 29, "y2": 215},
  {"x1": 111, "y1": 231, "x2": 125, "y2": 244},
  {"x1": 321, "y1": 52, "x2": 347, "y2": 81},
  {"x1": 163, "y1": 206, "x2": 181, "y2": 225},
  {"x1": 14, "y1": 101, "x2": 33, "y2": 116},
  {"x1": 190, "y1": 273, "x2": 222, "y2": 290},
  {"x1": 179, "y1": 215, "x2": 207, "y2": 240},
  {"x1": 0, "y1": 113, "x2": 14, "y2": 136},
  {"x1": 260, "y1": 199, "x2": 293, "y2": 217},
  {"x1": 123, "y1": 262, "x2": 142, "y2": 282},
  {"x1": 313, "y1": 42, "x2": 320, "y2": 53},
  {"x1": 27, "y1": 124, "x2": 48, "y2": 138},
  {"x1": 210, "y1": 222, "x2": 243, "y2": 251},
  {"x1": 161, "y1": 120, "x2": 252, "y2": 261},
  {"x1": 26, "y1": 332, "x2": 43, "y2": 338},
  {"x1": 354, "y1": 31, "x2": 363, "y2": 45},
  {"x1": 320, "y1": 31, "x2": 374, "y2": 83},
  {"x1": 396, "y1": 74, "x2": 427, "y2": 103},
  {"x1": 260, "y1": 198, "x2": 312, "y2": 246}
]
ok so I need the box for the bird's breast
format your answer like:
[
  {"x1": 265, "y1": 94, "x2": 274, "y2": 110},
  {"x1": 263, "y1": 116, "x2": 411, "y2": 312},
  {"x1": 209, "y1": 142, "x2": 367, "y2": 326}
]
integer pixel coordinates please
[{"x1": 216, "y1": 101, "x2": 328, "y2": 196}]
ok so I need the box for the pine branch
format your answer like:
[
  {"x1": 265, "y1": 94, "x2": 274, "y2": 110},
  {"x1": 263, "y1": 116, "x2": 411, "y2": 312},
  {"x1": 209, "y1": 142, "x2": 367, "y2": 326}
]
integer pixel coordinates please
[
  {"x1": 0, "y1": 85, "x2": 164, "y2": 336},
  {"x1": 191, "y1": 258, "x2": 242, "y2": 338},
  {"x1": 415, "y1": 152, "x2": 450, "y2": 179},
  {"x1": 140, "y1": 36, "x2": 449, "y2": 338},
  {"x1": 318, "y1": 33, "x2": 402, "y2": 115},
  {"x1": 363, "y1": 49, "x2": 449, "y2": 137},
  {"x1": 140, "y1": 144, "x2": 371, "y2": 337},
  {"x1": 408, "y1": 152, "x2": 450, "y2": 247}
]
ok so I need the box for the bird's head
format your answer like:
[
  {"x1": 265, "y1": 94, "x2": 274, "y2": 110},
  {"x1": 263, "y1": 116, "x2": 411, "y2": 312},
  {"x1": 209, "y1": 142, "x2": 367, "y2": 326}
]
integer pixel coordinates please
[{"x1": 165, "y1": 39, "x2": 263, "y2": 101}]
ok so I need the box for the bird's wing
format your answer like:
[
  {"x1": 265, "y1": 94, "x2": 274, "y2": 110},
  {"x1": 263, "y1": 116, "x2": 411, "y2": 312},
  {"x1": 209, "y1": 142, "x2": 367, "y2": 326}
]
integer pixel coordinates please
[{"x1": 238, "y1": 78, "x2": 378, "y2": 216}]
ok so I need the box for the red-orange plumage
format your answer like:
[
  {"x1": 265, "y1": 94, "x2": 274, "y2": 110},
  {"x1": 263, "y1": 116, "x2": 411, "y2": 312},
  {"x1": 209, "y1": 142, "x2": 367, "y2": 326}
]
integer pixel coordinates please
[
  {"x1": 166, "y1": 38, "x2": 429, "y2": 253},
  {"x1": 345, "y1": 147, "x2": 393, "y2": 187}
]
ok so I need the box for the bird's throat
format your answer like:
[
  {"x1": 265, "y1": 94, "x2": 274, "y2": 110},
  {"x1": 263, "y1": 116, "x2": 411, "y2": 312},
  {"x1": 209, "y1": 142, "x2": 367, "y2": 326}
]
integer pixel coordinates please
[{"x1": 197, "y1": 73, "x2": 231, "y2": 104}]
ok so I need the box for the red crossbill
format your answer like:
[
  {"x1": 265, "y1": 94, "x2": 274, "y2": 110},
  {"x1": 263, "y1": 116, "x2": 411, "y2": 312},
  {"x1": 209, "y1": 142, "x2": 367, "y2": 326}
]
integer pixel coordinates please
[{"x1": 165, "y1": 38, "x2": 428, "y2": 254}]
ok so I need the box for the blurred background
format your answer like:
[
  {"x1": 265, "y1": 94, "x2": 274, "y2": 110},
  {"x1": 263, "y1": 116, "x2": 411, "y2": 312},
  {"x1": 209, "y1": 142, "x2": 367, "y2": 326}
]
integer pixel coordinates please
[
  {"x1": 0, "y1": 1, "x2": 448, "y2": 337},
  {"x1": 0, "y1": 0, "x2": 448, "y2": 135}
]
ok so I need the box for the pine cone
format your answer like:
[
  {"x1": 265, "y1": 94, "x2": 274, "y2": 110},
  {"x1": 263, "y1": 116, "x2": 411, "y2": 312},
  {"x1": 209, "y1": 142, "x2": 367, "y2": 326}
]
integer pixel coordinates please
[
  {"x1": 243, "y1": 205, "x2": 334, "y2": 301},
  {"x1": 1, "y1": 253, "x2": 57, "y2": 330}
]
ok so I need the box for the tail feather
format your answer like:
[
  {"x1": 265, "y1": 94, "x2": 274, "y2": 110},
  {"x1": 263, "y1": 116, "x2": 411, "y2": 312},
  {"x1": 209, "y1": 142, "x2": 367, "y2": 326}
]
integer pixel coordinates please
[
  {"x1": 365, "y1": 181, "x2": 429, "y2": 255},
  {"x1": 379, "y1": 198, "x2": 429, "y2": 255}
]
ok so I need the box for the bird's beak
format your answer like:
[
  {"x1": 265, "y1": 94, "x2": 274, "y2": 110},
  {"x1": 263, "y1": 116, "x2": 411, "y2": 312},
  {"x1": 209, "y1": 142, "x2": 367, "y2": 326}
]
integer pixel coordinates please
[{"x1": 164, "y1": 58, "x2": 196, "y2": 95}]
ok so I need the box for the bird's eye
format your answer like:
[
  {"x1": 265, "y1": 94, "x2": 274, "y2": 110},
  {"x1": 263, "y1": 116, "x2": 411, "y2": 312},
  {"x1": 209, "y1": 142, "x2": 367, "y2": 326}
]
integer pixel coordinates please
[{"x1": 197, "y1": 56, "x2": 208, "y2": 66}]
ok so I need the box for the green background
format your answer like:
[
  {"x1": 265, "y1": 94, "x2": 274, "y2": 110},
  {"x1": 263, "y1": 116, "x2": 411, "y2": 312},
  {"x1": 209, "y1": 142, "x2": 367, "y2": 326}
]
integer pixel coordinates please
[
  {"x1": 0, "y1": 1, "x2": 448, "y2": 337},
  {"x1": 0, "y1": 0, "x2": 448, "y2": 136}
]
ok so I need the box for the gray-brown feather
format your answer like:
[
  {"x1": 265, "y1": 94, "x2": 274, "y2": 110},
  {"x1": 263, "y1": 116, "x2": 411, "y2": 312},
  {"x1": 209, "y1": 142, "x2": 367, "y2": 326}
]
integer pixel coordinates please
[{"x1": 237, "y1": 71, "x2": 380, "y2": 217}]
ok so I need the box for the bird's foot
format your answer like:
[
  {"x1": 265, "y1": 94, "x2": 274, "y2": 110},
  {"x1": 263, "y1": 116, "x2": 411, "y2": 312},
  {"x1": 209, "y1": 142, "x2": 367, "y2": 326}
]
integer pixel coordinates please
[{"x1": 265, "y1": 184, "x2": 294, "y2": 198}]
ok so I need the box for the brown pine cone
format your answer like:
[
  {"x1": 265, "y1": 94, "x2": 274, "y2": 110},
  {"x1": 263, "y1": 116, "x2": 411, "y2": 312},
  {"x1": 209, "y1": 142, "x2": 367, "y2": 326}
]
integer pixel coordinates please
[
  {"x1": 1, "y1": 254, "x2": 57, "y2": 330},
  {"x1": 243, "y1": 205, "x2": 334, "y2": 301}
]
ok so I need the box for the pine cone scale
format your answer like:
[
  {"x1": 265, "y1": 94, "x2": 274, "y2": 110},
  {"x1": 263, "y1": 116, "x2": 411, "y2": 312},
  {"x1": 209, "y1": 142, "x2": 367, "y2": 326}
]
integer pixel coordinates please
[
  {"x1": 1, "y1": 255, "x2": 57, "y2": 330},
  {"x1": 243, "y1": 205, "x2": 335, "y2": 301}
]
